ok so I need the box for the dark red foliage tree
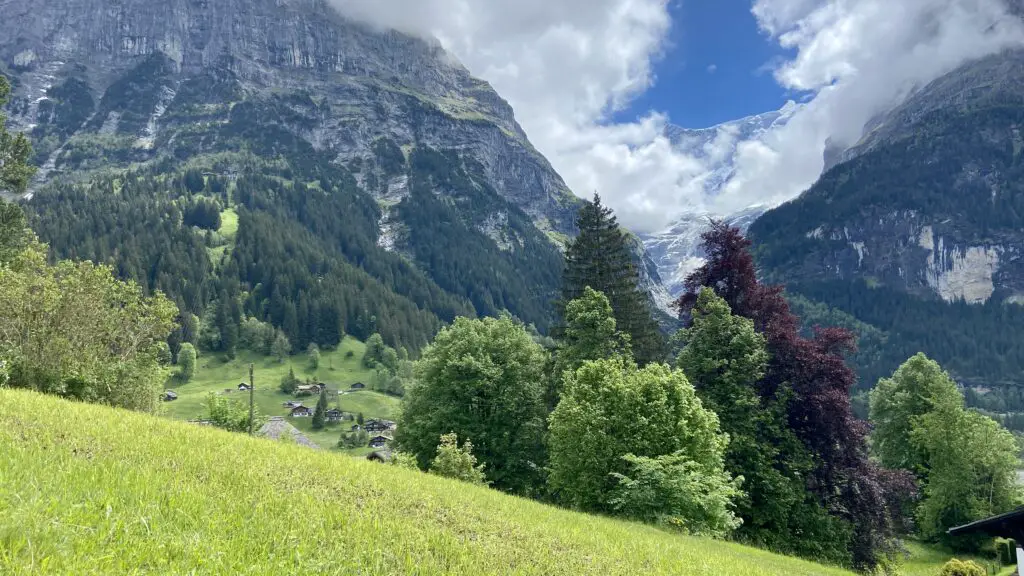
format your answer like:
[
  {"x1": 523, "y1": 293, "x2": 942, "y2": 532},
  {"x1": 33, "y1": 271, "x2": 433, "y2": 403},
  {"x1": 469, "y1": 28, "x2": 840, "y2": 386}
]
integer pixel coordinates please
[{"x1": 675, "y1": 221, "x2": 915, "y2": 570}]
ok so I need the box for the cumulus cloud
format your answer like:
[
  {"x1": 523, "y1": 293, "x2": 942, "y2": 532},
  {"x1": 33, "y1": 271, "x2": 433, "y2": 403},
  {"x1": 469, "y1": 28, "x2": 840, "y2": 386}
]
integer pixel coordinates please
[{"x1": 329, "y1": 0, "x2": 1024, "y2": 233}]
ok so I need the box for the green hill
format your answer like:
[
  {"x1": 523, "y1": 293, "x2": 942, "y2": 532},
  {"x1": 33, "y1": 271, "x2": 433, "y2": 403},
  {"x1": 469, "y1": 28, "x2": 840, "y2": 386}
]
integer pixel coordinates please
[
  {"x1": 163, "y1": 336, "x2": 401, "y2": 451},
  {"x1": 0, "y1": 389, "x2": 856, "y2": 575}
]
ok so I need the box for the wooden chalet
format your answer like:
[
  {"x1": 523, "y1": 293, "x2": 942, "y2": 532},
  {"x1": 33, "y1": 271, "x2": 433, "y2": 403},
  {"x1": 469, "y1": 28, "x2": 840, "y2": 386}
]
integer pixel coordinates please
[
  {"x1": 364, "y1": 419, "x2": 396, "y2": 433},
  {"x1": 290, "y1": 405, "x2": 313, "y2": 418},
  {"x1": 295, "y1": 383, "x2": 324, "y2": 396},
  {"x1": 237, "y1": 382, "x2": 252, "y2": 391},
  {"x1": 326, "y1": 408, "x2": 343, "y2": 422},
  {"x1": 368, "y1": 435, "x2": 391, "y2": 449},
  {"x1": 949, "y1": 507, "x2": 1024, "y2": 573},
  {"x1": 350, "y1": 382, "x2": 366, "y2": 390}
]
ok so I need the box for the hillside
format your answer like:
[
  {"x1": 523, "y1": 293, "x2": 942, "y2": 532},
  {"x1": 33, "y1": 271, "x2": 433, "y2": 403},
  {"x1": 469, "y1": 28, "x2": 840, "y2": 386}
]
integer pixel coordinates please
[
  {"x1": 163, "y1": 336, "x2": 401, "y2": 451},
  {"x1": 0, "y1": 388, "x2": 856, "y2": 575},
  {"x1": 747, "y1": 49, "x2": 1024, "y2": 396}
]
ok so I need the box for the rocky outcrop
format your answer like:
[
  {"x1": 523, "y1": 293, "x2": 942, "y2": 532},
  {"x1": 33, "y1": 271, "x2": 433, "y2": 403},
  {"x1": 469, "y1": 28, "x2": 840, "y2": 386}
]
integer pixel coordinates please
[{"x1": 0, "y1": 0, "x2": 580, "y2": 234}]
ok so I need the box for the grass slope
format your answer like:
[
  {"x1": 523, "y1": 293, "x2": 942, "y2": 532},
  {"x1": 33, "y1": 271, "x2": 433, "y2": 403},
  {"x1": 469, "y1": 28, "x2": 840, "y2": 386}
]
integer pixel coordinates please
[
  {"x1": 163, "y1": 337, "x2": 400, "y2": 450},
  {"x1": 0, "y1": 389, "x2": 855, "y2": 576}
]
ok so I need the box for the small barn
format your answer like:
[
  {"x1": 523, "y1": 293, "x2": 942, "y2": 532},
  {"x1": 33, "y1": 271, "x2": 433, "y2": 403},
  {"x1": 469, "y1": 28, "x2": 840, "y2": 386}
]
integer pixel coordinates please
[
  {"x1": 290, "y1": 405, "x2": 313, "y2": 418},
  {"x1": 367, "y1": 450, "x2": 392, "y2": 463},
  {"x1": 350, "y1": 424, "x2": 362, "y2": 432},
  {"x1": 350, "y1": 382, "x2": 366, "y2": 390},
  {"x1": 162, "y1": 390, "x2": 178, "y2": 402},
  {"x1": 295, "y1": 384, "x2": 323, "y2": 396},
  {"x1": 283, "y1": 400, "x2": 304, "y2": 409},
  {"x1": 326, "y1": 408, "x2": 343, "y2": 423},
  {"x1": 368, "y1": 435, "x2": 391, "y2": 449},
  {"x1": 237, "y1": 383, "x2": 251, "y2": 391}
]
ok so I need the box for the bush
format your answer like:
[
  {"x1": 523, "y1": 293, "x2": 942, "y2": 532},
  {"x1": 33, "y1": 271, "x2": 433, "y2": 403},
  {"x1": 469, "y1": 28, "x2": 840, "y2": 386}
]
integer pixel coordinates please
[
  {"x1": 996, "y1": 539, "x2": 1017, "y2": 566},
  {"x1": 429, "y1": 433, "x2": 488, "y2": 485},
  {"x1": 938, "y1": 559, "x2": 985, "y2": 576}
]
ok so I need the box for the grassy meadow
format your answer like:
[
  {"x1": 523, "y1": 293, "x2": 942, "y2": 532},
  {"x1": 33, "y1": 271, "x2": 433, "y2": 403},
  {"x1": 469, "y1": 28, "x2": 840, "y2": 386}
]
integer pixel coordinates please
[
  {"x1": 901, "y1": 541, "x2": 1012, "y2": 576},
  {"x1": 162, "y1": 336, "x2": 400, "y2": 450},
  {"x1": 0, "y1": 388, "x2": 859, "y2": 576}
]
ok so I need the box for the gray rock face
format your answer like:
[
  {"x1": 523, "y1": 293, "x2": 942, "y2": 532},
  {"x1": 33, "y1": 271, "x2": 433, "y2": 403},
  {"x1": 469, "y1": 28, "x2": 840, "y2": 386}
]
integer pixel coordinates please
[{"x1": 0, "y1": 0, "x2": 579, "y2": 234}]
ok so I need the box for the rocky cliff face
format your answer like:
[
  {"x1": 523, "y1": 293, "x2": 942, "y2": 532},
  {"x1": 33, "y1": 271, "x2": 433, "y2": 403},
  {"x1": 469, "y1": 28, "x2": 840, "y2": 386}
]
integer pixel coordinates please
[
  {"x1": 752, "y1": 49, "x2": 1024, "y2": 306},
  {"x1": 0, "y1": 0, "x2": 579, "y2": 233}
]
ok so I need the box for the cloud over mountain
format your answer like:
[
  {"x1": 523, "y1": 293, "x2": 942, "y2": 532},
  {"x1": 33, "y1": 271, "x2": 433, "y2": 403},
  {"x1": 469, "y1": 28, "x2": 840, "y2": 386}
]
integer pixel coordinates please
[{"x1": 330, "y1": 0, "x2": 1024, "y2": 233}]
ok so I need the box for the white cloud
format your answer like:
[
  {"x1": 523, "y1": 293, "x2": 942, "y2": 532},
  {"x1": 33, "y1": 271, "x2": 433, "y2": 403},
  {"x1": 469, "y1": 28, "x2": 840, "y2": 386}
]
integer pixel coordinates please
[
  {"x1": 329, "y1": 0, "x2": 1024, "y2": 233},
  {"x1": 714, "y1": 0, "x2": 1024, "y2": 215},
  {"x1": 707, "y1": 63, "x2": 718, "y2": 73}
]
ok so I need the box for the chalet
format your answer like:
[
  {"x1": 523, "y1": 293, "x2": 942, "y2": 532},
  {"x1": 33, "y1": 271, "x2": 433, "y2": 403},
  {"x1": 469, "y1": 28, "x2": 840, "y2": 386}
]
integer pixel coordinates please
[
  {"x1": 366, "y1": 450, "x2": 392, "y2": 463},
  {"x1": 326, "y1": 409, "x2": 343, "y2": 423},
  {"x1": 238, "y1": 383, "x2": 251, "y2": 391},
  {"x1": 290, "y1": 405, "x2": 313, "y2": 418},
  {"x1": 295, "y1": 383, "x2": 323, "y2": 396},
  {"x1": 950, "y1": 507, "x2": 1024, "y2": 574},
  {"x1": 350, "y1": 424, "x2": 362, "y2": 432},
  {"x1": 162, "y1": 390, "x2": 178, "y2": 402},
  {"x1": 350, "y1": 382, "x2": 366, "y2": 390},
  {"x1": 368, "y1": 435, "x2": 391, "y2": 449},
  {"x1": 364, "y1": 419, "x2": 396, "y2": 433},
  {"x1": 283, "y1": 400, "x2": 304, "y2": 409}
]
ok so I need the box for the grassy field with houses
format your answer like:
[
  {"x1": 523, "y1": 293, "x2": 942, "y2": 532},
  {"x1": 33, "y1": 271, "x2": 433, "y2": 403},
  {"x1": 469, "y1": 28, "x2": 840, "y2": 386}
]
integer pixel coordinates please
[
  {"x1": 0, "y1": 388, "x2": 863, "y2": 576},
  {"x1": 161, "y1": 336, "x2": 401, "y2": 451}
]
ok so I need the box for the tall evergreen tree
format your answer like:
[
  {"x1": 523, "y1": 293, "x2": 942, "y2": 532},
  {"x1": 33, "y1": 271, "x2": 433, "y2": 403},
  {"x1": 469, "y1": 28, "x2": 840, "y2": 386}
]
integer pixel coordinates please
[
  {"x1": 312, "y1": 387, "x2": 328, "y2": 430},
  {"x1": 560, "y1": 193, "x2": 663, "y2": 365},
  {"x1": 0, "y1": 75, "x2": 35, "y2": 197}
]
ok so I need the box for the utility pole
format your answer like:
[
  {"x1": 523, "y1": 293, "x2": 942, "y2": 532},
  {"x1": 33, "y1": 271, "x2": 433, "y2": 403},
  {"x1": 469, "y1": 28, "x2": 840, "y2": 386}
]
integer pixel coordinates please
[{"x1": 248, "y1": 363, "x2": 255, "y2": 436}]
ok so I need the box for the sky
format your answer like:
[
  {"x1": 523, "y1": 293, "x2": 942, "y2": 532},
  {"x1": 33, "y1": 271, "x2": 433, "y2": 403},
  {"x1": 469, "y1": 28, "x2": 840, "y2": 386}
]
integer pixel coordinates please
[
  {"x1": 331, "y1": 0, "x2": 1024, "y2": 233},
  {"x1": 613, "y1": 1, "x2": 797, "y2": 128}
]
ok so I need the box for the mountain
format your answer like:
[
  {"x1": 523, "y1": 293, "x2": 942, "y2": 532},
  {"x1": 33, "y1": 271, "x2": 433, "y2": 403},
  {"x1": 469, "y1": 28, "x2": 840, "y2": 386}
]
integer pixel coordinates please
[
  {"x1": 0, "y1": 0, "x2": 615, "y2": 351},
  {"x1": 642, "y1": 206, "x2": 766, "y2": 296},
  {"x1": 642, "y1": 106, "x2": 796, "y2": 296},
  {"x1": 749, "y1": 49, "x2": 1024, "y2": 394}
]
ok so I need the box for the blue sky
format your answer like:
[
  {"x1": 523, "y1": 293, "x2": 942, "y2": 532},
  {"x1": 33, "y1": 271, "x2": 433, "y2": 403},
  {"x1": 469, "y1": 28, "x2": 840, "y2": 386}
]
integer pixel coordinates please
[{"x1": 613, "y1": 0, "x2": 796, "y2": 129}]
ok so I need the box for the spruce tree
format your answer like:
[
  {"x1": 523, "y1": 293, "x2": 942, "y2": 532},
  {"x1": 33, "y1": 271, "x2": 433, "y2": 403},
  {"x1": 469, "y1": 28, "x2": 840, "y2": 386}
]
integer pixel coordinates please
[
  {"x1": 312, "y1": 387, "x2": 328, "y2": 430},
  {"x1": 560, "y1": 193, "x2": 664, "y2": 365}
]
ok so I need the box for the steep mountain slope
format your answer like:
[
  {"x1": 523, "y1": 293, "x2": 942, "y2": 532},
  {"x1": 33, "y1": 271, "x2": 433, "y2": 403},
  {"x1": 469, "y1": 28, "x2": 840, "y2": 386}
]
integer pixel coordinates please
[
  {"x1": 749, "y1": 49, "x2": 1024, "y2": 391},
  {"x1": 0, "y1": 0, "x2": 602, "y2": 347}
]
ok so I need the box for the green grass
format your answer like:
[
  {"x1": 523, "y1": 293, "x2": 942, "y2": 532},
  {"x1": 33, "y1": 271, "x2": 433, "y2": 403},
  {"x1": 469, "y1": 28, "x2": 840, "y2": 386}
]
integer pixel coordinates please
[
  {"x1": 218, "y1": 207, "x2": 239, "y2": 238},
  {"x1": 162, "y1": 337, "x2": 400, "y2": 450},
  {"x1": 0, "y1": 388, "x2": 857, "y2": 575},
  {"x1": 901, "y1": 541, "x2": 1012, "y2": 576}
]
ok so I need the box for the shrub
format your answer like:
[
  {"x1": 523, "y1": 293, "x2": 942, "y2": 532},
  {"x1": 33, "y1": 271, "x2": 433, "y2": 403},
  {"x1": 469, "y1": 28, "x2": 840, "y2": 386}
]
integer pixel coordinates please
[
  {"x1": 429, "y1": 433, "x2": 488, "y2": 485},
  {"x1": 938, "y1": 559, "x2": 985, "y2": 576},
  {"x1": 996, "y1": 539, "x2": 1017, "y2": 566}
]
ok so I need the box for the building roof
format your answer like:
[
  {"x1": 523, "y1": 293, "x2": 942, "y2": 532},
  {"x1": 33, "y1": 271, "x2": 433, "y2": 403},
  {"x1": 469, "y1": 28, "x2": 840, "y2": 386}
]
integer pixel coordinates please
[
  {"x1": 367, "y1": 450, "x2": 392, "y2": 463},
  {"x1": 948, "y1": 506, "x2": 1024, "y2": 539},
  {"x1": 258, "y1": 417, "x2": 320, "y2": 450}
]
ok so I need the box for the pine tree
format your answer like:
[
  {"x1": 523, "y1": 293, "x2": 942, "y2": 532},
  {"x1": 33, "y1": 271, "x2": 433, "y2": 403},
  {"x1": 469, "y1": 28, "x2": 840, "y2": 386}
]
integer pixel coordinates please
[
  {"x1": 560, "y1": 193, "x2": 664, "y2": 365},
  {"x1": 312, "y1": 387, "x2": 328, "y2": 430}
]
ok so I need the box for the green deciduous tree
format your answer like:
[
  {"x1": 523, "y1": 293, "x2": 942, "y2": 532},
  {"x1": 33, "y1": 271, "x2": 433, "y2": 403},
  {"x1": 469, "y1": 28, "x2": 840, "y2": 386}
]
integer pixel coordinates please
[
  {"x1": 912, "y1": 394, "x2": 1020, "y2": 548},
  {"x1": 870, "y1": 353, "x2": 962, "y2": 474},
  {"x1": 279, "y1": 367, "x2": 299, "y2": 394},
  {"x1": 271, "y1": 330, "x2": 291, "y2": 362},
  {"x1": 308, "y1": 343, "x2": 321, "y2": 370},
  {"x1": 396, "y1": 315, "x2": 547, "y2": 494},
  {"x1": 547, "y1": 356, "x2": 739, "y2": 534},
  {"x1": 0, "y1": 75, "x2": 35, "y2": 196},
  {"x1": 675, "y1": 288, "x2": 825, "y2": 548},
  {"x1": 609, "y1": 451, "x2": 743, "y2": 537},
  {"x1": 0, "y1": 231, "x2": 177, "y2": 412},
  {"x1": 363, "y1": 333, "x2": 386, "y2": 368},
  {"x1": 177, "y1": 343, "x2": 197, "y2": 382},
  {"x1": 311, "y1": 387, "x2": 328, "y2": 430},
  {"x1": 429, "y1": 433, "x2": 488, "y2": 485},
  {"x1": 549, "y1": 287, "x2": 629, "y2": 407},
  {"x1": 560, "y1": 194, "x2": 663, "y2": 365},
  {"x1": 205, "y1": 392, "x2": 265, "y2": 433}
]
